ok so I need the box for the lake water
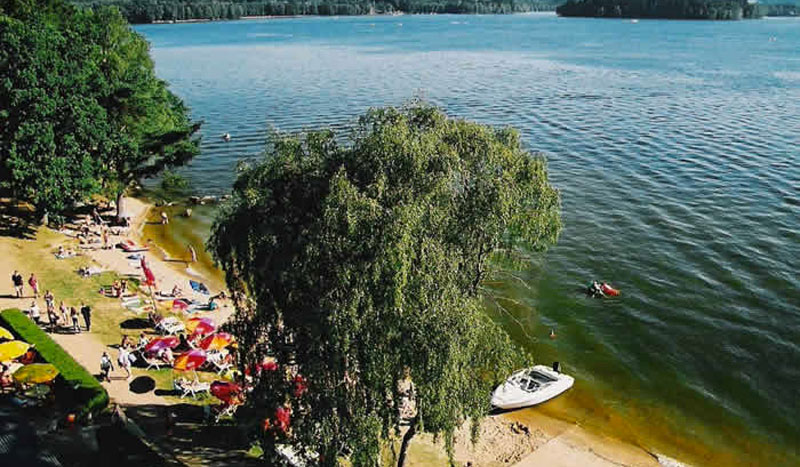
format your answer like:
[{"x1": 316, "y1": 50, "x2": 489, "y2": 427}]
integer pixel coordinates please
[{"x1": 135, "y1": 14, "x2": 800, "y2": 465}]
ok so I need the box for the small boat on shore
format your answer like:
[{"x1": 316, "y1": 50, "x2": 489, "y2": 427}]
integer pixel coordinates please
[{"x1": 491, "y1": 363, "x2": 574, "y2": 410}]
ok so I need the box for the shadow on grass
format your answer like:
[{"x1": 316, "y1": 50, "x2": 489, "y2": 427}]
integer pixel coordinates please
[
  {"x1": 125, "y1": 403, "x2": 261, "y2": 466},
  {"x1": 130, "y1": 376, "x2": 156, "y2": 394},
  {"x1": 120, "y1": 318, "x2": 150, "y2": 330}
]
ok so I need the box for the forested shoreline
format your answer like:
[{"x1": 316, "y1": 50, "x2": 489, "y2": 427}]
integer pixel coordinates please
[
  {"x1": 556, "y1": 0, "x2": 764, "y2": 19},
  {"x1": 72, "y1": 0, "x2": 563, "y2": 23}
]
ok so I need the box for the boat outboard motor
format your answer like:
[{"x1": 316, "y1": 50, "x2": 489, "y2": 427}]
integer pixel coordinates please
[{"x1": 552, "y1": 361, "x2": 561, "y2": 373}]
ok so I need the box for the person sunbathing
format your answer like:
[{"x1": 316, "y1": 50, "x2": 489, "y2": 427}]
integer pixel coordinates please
[
  {"x1": 171, "y1": 285, "x2": 183, "y2": 297},
  {"x1": 157, "y1": 348, "x2": 175, "y2": 366}
]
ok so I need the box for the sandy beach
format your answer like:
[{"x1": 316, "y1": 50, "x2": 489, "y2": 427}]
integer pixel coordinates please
[{"x1": 0, "y1": 197, "x2": 682, "y2": 466}]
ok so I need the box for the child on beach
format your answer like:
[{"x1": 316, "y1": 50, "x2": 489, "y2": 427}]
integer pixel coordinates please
[{"x1": 100, "y1": 352, "x2": 114, "y2": 382}]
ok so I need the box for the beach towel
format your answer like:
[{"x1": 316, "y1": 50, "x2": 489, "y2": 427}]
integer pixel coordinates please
[{"x1": 190, "y1": 280, "x2": 210, "y2": 295}]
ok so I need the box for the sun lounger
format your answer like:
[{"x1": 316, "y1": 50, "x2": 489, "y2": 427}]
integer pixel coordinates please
[
  {"x1": 214, "y1": 402, "x2": 241, "y2": 423},
  {"x1": 174, "y1": 378, "x2": 210, "y2": 398},
  {"x1": 206, "y1": 351, "x2": 233, "y2": 375},
  {"x1": 155, "y1": 317, "x2": 185, "y2": 335},
  {"x1": 141, "y1": 352, "x2": 163, "y2": 371}
]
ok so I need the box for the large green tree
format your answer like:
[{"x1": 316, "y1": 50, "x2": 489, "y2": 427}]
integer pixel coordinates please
[
  {"x1": 0, "y1": 0, "x2": 200, "y2": 220},
  {"x1": 209, "y1": 103, "x2": 562, "y2": 465}
]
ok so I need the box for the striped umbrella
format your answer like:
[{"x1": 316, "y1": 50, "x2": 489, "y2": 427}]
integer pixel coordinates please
[
  {"x1": 173, "y1": 349, "x2": 207, "y2": 371},
  {"x1": 199, "y1": 333, "x2": 234, "y2": 351},
  {"x1": 0, "y1": 340, "x2": 30, "y2": 361},
  {"x1": 144, "y1": 336, "x2": 180, "y2": 354},
  {"x1": 13, "y1": 363, "x2": 59, "y2": 384},
  {"x1": 186, "y1": 317, "x2": 215, "y2": 336}
]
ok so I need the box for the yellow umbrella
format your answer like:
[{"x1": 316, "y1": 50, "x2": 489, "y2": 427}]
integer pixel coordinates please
[
  {"x1": 0, "y1": 327, "x2": 13, "y2": 340},
  {"x1": 13, "y1": 363, "x2": 59, "y2": 384},
  {"x1": 0, "y1": 340, "x2": 29, "y2": 361}
]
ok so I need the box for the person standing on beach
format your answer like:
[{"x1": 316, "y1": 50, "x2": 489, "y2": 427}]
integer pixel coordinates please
[
  {"x1": 118, "y1": 346, "x2": 132, "y2": 380},
  {"x1": 70, "y1": 307, "x2": 80, "y2": 333},
  {"x1": 28, "y1": 273, "x2": 39, "y2": 298},
  {"x1": 161, "y1": 211, "x2": 169, "y2": 225},
  {"x1": 188, "y1": 245, "x2": 197, "y2": 263},
  {"x1": 100, "y1": 352, "x2": 114, "y2": 382},
  {"x1": 80, "y1": 302, "x2": 92, "y2": 331},
  {"x1": 59, "y1": 301, "x2": 69, "y2": 326},
  {"x1": 12, "y1": 271, "x2": 23, "y2": 298}
]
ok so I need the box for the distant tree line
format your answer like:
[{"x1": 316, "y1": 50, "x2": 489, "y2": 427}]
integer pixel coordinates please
[
  {"x1": 556, "y1": 0, "x2": 764, "y2": 19},
  {"x1": 763, "y1": 3, "x2": 796, "y2": 15},
  {"x1": 72, "y1": 0, "x2": 563, "y2": 23}
]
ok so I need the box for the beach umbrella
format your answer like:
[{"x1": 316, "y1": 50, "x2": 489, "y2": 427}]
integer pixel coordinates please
[
  {"x1": 144, "y1": 336, "x2": 180, "y2": 354},
  {"x1": 0, "y1": 340, "x2": 30, "y2": 361},
  {"x1": 173, "y1": 349, "x2": 207, "y2": 371},
  {"x1": 13, "y1": 363, "x2": 59, "y2": 384},
  {"x1": 141, "y1": 257, "x2": 156, "y2": 287},
  {"x1": 186, "y1": 317, "x2": 215, "y2": 336},
  {"x1": 0, "y1": 327, "x2": 13, "y2": 341},
  {"x1": 210, "y1": 380, "x2": 242, "y2": 404},
  {"x1": 199, "y1": 333, "x2": 234, "y2": 351}
]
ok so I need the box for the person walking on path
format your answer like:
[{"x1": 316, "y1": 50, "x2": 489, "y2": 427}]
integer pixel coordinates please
[
  {"x1": 100, "y1": 352, "x2": 114, "y2": 382},
  {"x1": 118, "y1": 346, "x2": 132, "y2": 380},
  {"x1": 70, "y1": 307, "x2": 81, "y2": 333},
  {"x1": 12, "y1": 271, "x2": 23, "y2": 298},
  {"x1": 80, "y1": 302, "x2": 92, "y2": 331},
  {"x1": 28, "y1": 273, "x2": 39, "y2": 298}
]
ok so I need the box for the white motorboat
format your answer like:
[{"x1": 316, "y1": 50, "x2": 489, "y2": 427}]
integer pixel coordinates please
[{"x1": 491, "y1": 363, "x2": 574, "y2": 410}]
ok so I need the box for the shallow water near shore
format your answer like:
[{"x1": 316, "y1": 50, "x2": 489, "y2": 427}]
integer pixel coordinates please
[{"x1": 136, "y1": 14, "x2": 800, "y2": 465}]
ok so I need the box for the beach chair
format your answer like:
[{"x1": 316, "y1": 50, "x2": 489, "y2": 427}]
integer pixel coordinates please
[
  {"x1": 174, "y1": 378, "x2": 210, "y2": 398},
  {"x1": 141, "y1": 352, "x2": 163, "y2": 371},
  {"x1": 206, "y1": 351, "x2": 232, "y2": 375},
  {"x1": 156, "y1": 317, "x2": 185, "y2": 336},
  {"x1": 214, "y1": 402, "x2": 241, "y2": 423}
]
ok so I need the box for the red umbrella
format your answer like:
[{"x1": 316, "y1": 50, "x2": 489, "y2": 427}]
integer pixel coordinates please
[
  {"x1": 144, "y1": 336, "x2": 179, "y2": 354},
  {"x1": 186, "y1": 317, "x2": 215, "y2": 336},
  {"x1": 199, "y1": 332, "x2": 234, "y2": 351},
  {"x1": 141, "y1": 257, "x2": 156, "y2": 287},
  {"x1": 210, "y1": 380, "x2": 242, "y2": 404},
  {"x1": 173, "y1": 349, "x2": 207, "y2": 371}
]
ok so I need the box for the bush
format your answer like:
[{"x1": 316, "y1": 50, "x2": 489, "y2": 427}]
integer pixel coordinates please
[{"x1": 1, "y1": 309, "x2": 109, "y2": 418}]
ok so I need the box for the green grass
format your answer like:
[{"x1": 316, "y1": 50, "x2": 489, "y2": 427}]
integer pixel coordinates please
[{"x1": 1, "y1": 308, "x2": 109, "y2": 418}]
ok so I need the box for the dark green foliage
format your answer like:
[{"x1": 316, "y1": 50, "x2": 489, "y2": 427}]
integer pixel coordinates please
[
  {"x1": 72, "y1": 0, "x2": 564, "y2": 23},
  {"x1": 0, "y1": 0, "x2": 200, "y2": 217},
  {"x1": 556, "y1": 0, "x2": 763, "y2": 19},
  {"x1": 209, "y1": 103, "x2": 561, "y2": 465},
  {"x1": 1, "y1": 309, "x2": 109, "y2": 418}
]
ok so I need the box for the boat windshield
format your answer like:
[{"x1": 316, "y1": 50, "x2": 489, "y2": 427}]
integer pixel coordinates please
[{"x1": 510, "y1": 369, "x2": 558, "y2": 392}]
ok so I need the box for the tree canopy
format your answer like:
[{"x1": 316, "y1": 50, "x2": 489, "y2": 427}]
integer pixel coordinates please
[
  {"x1": 0, "y1": 0, "x2": 200, "y2": 219},
  {"x1": 72, "y1": 0, "x2": 565, "y2": 23},
  {"x1": 209, "y1": 103, "x2": 562, "y2": 465},
  {"x1": 556, "y1": 0, "x2": 763, "y2": 19}
]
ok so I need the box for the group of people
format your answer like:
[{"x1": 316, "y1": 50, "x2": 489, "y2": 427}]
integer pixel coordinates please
[
  {"x1": 18, "y1": 284, "x2": 92, "y2": 334},
  {"x1": 11, "y1": 271, "x2": 38, "y2": 299}
]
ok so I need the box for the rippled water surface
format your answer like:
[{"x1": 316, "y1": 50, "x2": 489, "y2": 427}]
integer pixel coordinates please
[{"x1": 136, "y1": 14, "x2": 800, "y2": 465}]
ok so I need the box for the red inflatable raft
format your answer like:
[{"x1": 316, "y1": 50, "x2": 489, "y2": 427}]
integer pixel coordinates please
[{"x1": 600, "y1": 283, "x2": 621, "y2": 297}]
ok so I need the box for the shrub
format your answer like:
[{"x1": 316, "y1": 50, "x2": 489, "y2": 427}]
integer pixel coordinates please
[{"x1": 1, "y1": 309, "x2": 109, "y2": 418}]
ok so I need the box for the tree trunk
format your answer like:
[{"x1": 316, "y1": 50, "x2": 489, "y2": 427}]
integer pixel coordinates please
[
  {"x1": 116, "y1": 192, "x2": 126, "y2": 224},
  {"x1": 397, "y1": 417, "x2": 418, "y2": 467}
]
